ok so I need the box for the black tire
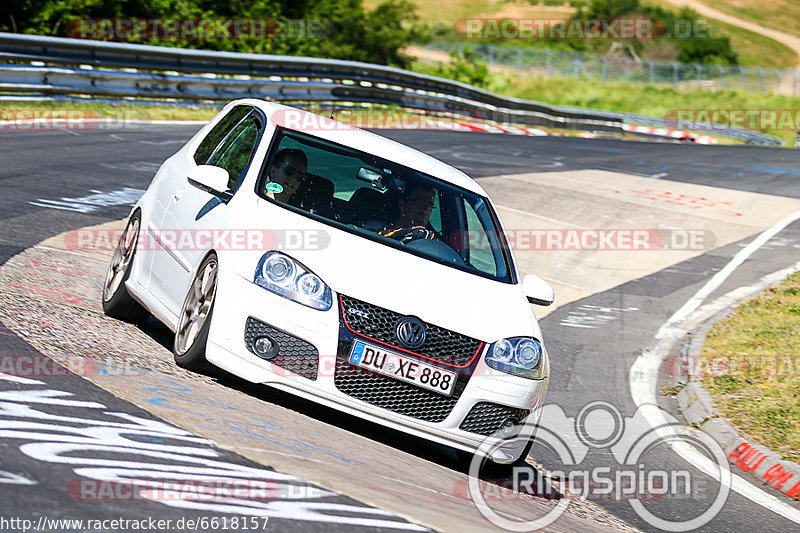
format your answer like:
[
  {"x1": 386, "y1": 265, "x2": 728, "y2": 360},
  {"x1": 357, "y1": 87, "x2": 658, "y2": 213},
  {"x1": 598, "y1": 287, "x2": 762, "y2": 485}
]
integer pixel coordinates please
[
  {"x1": 461, "y1": 436, "x2": 536, "y2": 478},
  {"x1": 173, "y1": 253, "x2": 218, "y2": 372},
  {"x1": 102, "y1": 211, "x2": 149, "y2": 324}
]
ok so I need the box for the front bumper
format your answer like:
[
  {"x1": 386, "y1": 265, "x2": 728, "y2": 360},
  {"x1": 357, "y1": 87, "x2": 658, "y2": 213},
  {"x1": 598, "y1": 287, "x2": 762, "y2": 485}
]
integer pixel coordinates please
[{"x1": 206, "y1": 270, "x2": 549, "y2": 462}]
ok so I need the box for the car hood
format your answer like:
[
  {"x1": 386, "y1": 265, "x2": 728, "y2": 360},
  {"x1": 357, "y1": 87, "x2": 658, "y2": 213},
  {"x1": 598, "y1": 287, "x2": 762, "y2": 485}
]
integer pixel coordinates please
[{"x1": 255, "y1": 200, "x2": 540, "y2": 343}]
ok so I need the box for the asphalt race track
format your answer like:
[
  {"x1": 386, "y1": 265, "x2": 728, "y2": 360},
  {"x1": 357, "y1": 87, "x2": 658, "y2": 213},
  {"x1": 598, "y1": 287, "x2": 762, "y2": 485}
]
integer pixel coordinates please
[{"x1": 1, "y1": 123, "x2": 800, "y2": 532}]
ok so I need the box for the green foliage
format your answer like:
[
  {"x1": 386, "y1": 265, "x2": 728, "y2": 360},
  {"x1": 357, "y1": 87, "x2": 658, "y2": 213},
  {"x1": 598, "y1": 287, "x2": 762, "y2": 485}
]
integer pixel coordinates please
[
  {"x1": 415, "y1": 49, "x2": 490, "y2": 87},
  {"x1": 0, "y1": 0, "x2": 424, "y2": 68},
  {"x1": 677, "y1": 38, "x2": 738, "y2": 66},
  {"x1": 577, "y1": 0, "x2": 639, "y2": 19},
  {"x1": 570, "y1": 0, "x2": 739, "y2": 65}
]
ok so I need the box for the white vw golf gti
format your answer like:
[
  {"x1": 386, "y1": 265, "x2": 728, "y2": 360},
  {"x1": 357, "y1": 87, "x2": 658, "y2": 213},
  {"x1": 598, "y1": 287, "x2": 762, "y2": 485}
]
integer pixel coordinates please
[{"x1": 102, "y1": 99, "x2": 554, "y2": 463}]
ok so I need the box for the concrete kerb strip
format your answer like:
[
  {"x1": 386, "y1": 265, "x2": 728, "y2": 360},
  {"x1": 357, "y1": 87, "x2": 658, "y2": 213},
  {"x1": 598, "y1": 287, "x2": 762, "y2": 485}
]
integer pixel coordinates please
[
  {"x1": 675, "y1": 285, "x2": 800, "y2": 501},
  {"x1": 630, "y1": 204, "x2": 800, "y2": 524}
]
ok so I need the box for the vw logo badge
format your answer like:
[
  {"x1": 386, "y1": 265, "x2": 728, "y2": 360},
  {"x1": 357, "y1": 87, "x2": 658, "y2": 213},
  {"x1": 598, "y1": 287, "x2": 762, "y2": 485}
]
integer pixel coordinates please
[{"x1": 395, "y1": 317, "x2": 426, "y2": 349}]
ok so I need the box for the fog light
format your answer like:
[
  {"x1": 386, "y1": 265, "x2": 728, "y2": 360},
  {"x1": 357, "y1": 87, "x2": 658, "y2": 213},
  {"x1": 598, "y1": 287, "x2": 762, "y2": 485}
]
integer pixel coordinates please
[
  {"x1": 499, "y1": 417, "x2": 518, "y2": 439},
  {"x1": 253, "y1": 336, "x2": 277, "y2": 359}
]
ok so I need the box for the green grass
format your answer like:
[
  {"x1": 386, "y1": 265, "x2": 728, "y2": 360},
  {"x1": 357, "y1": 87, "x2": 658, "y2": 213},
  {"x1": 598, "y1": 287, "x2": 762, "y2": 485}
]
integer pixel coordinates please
[
  {"x1": 0, "y1": 100, "x2": 221, "y2": 122},
  {"x1": 706, "y1": 17, "x2": 798, "y2": 68},
  {"x1": 485, "y1": 72, "x2": 800, "y2": 145},
  {"x1": 700, "y1": 271, "x2": 800, "y2": 462},
  {"x1": 402, "y1": 0, "x2": 797, "y2": 69},
  {"x1": 695, "y1": 0, "x2": 800, "y2": 40}
]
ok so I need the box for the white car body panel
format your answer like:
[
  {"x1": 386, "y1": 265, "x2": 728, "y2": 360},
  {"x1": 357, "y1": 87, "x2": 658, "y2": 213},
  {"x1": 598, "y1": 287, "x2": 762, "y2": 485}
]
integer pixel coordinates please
[{"x1": 120, "y1": 98, "x2": 551, "y2": 463}]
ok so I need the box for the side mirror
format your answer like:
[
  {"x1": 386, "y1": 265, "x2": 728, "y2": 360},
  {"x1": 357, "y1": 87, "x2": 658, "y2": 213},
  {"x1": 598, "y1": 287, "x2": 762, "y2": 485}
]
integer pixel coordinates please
[
  {"x1": 522, "y1": 274, "x2": 554, "y2": 306},
  {"x1": 188, "y1": 165, "x2": 231, "y2": 197}
]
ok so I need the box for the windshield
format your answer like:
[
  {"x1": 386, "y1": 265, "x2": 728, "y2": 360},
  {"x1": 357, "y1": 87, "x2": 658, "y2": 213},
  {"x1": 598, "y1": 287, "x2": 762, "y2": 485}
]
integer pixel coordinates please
[{"x1": 256, "y1": 128, "x2": 514, "y2": 283}]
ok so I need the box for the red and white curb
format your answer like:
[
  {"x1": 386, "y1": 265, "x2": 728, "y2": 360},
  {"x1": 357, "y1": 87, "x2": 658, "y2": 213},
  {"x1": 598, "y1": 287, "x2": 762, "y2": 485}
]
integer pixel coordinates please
[
  {"x1": 622, "y1": 124, "x2": 718, "y2": 144},
  {"x1": 679, "y1": 383, "x2": 800, "y2": 500}
]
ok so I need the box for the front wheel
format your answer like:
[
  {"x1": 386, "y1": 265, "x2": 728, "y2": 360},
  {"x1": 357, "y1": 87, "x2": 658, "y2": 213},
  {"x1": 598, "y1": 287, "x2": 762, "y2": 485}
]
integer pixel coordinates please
[
  {"x1": 173, "y1": 253, "x2": 218, "y2": 372},
  {"x1": 102, "y1": 211, "x2": 149, "y2": 323}
]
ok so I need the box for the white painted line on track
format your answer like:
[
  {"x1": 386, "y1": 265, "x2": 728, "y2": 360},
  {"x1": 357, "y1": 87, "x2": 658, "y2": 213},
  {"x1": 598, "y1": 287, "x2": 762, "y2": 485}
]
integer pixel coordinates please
[
  {"x1": 518, "y1": 270, "x2": 594, "y2": 291},
  {"x1": 656, "y1": 208, "x2": 800, "y2": 343},
  {"x1": 630, "y1": 208, "x2": 800, "y2": 524},
  {"x1": 495, "y1": 205, "x2": 588, "y2": 229}
]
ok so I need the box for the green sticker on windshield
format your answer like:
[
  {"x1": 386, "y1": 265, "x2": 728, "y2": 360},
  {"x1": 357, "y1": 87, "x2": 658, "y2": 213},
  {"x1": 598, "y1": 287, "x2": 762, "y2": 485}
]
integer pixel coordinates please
[{"x1": 266, "y1": 182, "x2": 284, "y2": 194}]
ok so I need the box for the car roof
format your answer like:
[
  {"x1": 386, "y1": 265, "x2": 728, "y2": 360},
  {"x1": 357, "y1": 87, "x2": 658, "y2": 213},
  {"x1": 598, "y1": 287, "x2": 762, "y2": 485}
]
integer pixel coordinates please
[{"x1": 227, "y1": 99, "x2": 488, "y2": 196}]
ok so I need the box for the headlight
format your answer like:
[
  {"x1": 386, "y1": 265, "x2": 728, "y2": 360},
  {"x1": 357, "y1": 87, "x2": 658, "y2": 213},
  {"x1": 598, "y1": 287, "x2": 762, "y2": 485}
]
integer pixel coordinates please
[
  {"x1": 486, "y1": 337, "x2": 545, "y2": 379},
  {"x1": 255, "y1": 252, "x2": 332, "y2": 310}
]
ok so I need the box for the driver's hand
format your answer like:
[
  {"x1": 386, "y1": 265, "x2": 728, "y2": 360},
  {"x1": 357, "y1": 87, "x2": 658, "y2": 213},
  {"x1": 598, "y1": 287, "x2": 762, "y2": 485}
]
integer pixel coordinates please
[{"x1": 384, "y1": 226, "x2": 435, "y2": 244}]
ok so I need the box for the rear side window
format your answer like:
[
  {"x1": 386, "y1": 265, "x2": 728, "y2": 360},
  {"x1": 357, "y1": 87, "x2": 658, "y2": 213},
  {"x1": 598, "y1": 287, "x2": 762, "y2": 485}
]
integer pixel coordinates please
[
  {"x1": 206, "y1": 116, "x2": 262, "y2": 189},
  {"x1": 194, "y1": 106, "x2": 252, "y2": 166},
  {"x1": 194, "y1": 106, "x2": 264, "y2": 190}
]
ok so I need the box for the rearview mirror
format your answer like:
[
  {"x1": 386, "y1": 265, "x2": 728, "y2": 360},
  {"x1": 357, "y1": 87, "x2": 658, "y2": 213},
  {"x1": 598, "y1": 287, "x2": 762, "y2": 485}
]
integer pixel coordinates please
[
  {"x1": 356, "y1": 167, "x2": 386, "y2": 191},
  {"x1": 522, "y1": 274, "x2": 554, "y2": 306},
  {"x1": 188, "y1": 165, "x2": 230, "y2": 197}
]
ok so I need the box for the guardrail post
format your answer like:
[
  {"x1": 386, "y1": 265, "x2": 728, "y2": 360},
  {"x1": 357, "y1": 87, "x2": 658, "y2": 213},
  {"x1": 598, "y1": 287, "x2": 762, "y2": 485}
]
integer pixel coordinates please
[
  {"x1": 457, "y1": 42, "x2": 464, "y2": 57},
  {"x1": 718, "y1": 65, "x2": 724, "y2": 90},
  {"x1": 740, "y1": 66, "x2": 745, "y2": 91},
  {"x1": 624, "y1": 57, "x2": 631, "y2": 81},
  {"x1": 673, "y1": 62, "x2": 678, "y2": 88},
  {"x1": 516, "y1": 47, "x2": 522, "y2": 74},
  {"x1": 573, "y1": 52, "x2": 580, "y2": 79},
  {"x1": 774, "y1": 69, "x2": 782, "y2": 95},
  {"x1": 758, "y1": 68, "x2": 764, "y2": 93},
  {"x1": 488, "y1": 45, "x2": 494, "y2": 68},
  {"x1": 695, "y1": 63, "x2": 701, "y2": 88},
  {"x1": 602, "y1": 56, "x2": 607, "y2": 82},
  {"x1": 546, "y1": 48, "x2": 552, "y2": 77},
  {"x1": 649, "y1": 60, "x2": 654, "y2": 85}
]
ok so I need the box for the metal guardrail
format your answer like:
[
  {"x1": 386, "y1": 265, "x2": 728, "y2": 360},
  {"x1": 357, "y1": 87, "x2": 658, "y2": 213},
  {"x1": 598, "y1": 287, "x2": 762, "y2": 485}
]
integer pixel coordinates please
[{"x1": 0, "y1": 32, "x2": 784, "y2": 145}]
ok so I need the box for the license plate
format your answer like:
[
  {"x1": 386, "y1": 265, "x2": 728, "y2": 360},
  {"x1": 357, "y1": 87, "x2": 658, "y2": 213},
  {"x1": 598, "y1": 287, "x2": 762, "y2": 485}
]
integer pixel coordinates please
[{"x1": 348, "y1": 340, "x2": 457, "y2": 396}]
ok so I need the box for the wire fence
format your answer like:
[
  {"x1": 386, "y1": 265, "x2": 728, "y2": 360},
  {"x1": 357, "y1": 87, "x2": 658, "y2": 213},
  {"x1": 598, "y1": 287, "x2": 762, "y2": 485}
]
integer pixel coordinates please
[{"x1": 424, "y1": 43, "x2": 799, "y2": 96}]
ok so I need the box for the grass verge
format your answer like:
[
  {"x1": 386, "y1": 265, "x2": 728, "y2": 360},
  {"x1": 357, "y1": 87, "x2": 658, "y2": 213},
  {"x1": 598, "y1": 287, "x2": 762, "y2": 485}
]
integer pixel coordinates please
[
  {"x1": 487, "y1": 73, "x2": 800, "y2": 145},
  {"x1": 0, "y1": 100, "x2": 221, "y2": 123},
  {"x1": 694, "y1": 0, "x2": 800, "y2": 41},
  {"x1": 700, "y1": 271, "x2": 800, "y2": 462}
]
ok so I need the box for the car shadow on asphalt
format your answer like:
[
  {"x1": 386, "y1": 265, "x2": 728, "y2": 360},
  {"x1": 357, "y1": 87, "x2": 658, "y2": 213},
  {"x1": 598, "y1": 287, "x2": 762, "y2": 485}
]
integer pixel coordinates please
[{"x1": 135, "y1": 313, "x2": 563, "y2": 501}]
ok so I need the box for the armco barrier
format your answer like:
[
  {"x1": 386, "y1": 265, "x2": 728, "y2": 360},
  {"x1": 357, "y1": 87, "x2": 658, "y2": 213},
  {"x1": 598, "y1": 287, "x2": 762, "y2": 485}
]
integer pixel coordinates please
[{"x1": 0, "y1": 32, "x2": 784, "y2": 145}]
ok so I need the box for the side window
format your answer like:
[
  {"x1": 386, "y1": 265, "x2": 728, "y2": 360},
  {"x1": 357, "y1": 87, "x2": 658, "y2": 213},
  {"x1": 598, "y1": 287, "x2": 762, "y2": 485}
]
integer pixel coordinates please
[
  {"x1": 206, "y1": 116, "x2": 262, "y2": 190},
  {"x1": 461, "y1": 198, "x2": 503, "y2": 278},
  {"x1": 193, "y1": 106, "x2": 252, "y2": 166}
]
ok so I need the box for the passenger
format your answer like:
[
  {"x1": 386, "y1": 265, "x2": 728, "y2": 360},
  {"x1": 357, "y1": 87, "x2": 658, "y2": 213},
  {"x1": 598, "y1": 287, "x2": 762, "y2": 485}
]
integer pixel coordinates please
[
  {"x1": 381, "y1": 183, "x2": 438, "y2": 243},
  {"x1": 264, "y1": 148, "x2": 307, "y2": 203}
]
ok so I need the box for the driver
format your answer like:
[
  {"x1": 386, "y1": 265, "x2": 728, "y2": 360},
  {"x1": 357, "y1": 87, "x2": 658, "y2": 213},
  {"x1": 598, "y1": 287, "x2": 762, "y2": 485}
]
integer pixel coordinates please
[
  {"x1": 381, "y1": 184, "x2": 438, "y2": 243},
  {"x1": 264, "y1": 148, "x2": 307, "y2": 203}
]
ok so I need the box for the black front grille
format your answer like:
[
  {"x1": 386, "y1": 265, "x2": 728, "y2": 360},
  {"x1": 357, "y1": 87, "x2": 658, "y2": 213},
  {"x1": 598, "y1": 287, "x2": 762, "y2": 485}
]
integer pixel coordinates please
[
  {"x1": 339, "y1": 295, "x2": 483, "y2": 367},
  {"x1": 459, "y1": 402, "x2": 531, "y2": 437},
  {"x1": 333, "y1": 349, "x2": 468, "y2": 422},
  {"x1": 244, "y1": 317, "x2": 318, "y2": 380}
]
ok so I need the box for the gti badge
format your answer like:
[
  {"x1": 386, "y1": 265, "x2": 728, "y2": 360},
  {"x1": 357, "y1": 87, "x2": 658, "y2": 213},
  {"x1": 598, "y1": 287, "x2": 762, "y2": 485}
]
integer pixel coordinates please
[{"x1": 347, "y1": 307, "x2": 370, "y2": 319}]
